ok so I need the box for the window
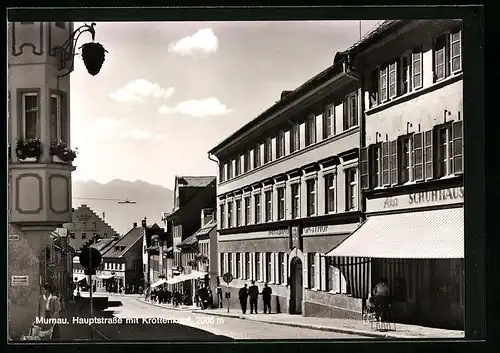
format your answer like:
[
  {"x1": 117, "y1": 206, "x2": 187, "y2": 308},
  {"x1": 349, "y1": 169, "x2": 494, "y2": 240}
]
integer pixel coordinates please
[
  {"x1": 244, "y1": 151, "x2": 251, "y2": 172},
  {"x1": 256, "y1": 252, "x2": 261, "y2": 281},
  {"x1": 344, "y1": 93, "x2": 358, "y2": 130},
  {"x1": 345, "y1": 168, "x2": 357, "y2": 211},
  {"x1": 254, "y1": 144, "x2": 261, "y2": 168},
  {"x1": 452, "y1": 121, "x2": 463, "y2": 174},
  {"x1": 389, "y1": 141, "x2": 398, "y2": 185},
  {"x1": 82, "y1": 233, "x2": 86, "y2": 239},
  {"x1": 399, "y1": 135, "x2": 413, "y2": 184},
  {"x1": 413, "y1": 132, "x2": 424, "y2": 181},
  {"x1": 244, "y1": 196, "x2": 251, "y2": 225},
  {"x1": 235, "y1": 156, "x2": 241, "y2": 177},
  {"x1": 411, "y1": 48, "x2": 423, "y2": 89},
  {"x1": 227, "y1": 201, "x2": 233, "y2": 228},
  {"x1": 276, "y1": 131, "x2": 285, "y2": 159},
  {"x1": 220, "y1": 253, "x2": 225, "y2": 274},
  {"x1": 291, "y1": 183, "x2": 300, "y2": 219},
  {"x1": 227, "y1": 253, "x2": 233, "y2": 274},
  {"x1": 264, "y1": 138, "x2": 272, "y2": 164},
  {"x1": 264, "y1": 190, "x2": 272, "y2": 222},
  {"x1": 434, "y1": 30, "x2": 462, "y2": 81},
  {"x1": 277, "y1": 187, "x2": 285, "y2": 220},
  {"x1": 450, "y1": 30, "x2": 462, "y2": 73},
  {"x1": 436, "y1": 125, "x2": 454, "y2": 178},
  {"x1": 22, "y1": 92, "x2": 38, "y2": 139},
  {"x1": 308, "y1": 253, "x2": 315, "y2": 288},
  {"x1": 92, "y1": 222, "x2": 97, "y2": 229},
  {"x1": 265, "y1": 253, "x2": 272, "y2": 282},
  {"x1": 379, "y1": 66, "x2": 388, "y2": 102},
  {"x1": 236, "y1": 253, "x2": 241, "y2": 278},
  {"x1": 369, "y1": 144, "x2": 381, "y2": 188},
  {"x1": 219, "y1": 164, "x2": 225, "y2": 182},
  {"x1": 388, "y1": 62, "x2": 397, "y2": 98},
  {"x1": 254, "y1": 194, "x2": 261, "y2": 224},
  {"x1": 290, "y1": 123, "x2": 300, "y2": 153},
  {"x1": 55, "y1": 22, "x2": 66, "y2": 29},
  {"x1": 81, "y1": 221, "x2": 87, "y2": 228},
  {"x1": 305, "y1": 115, "x2": 316, "y2": 146},
  {"x1": 226, "y1": 161, "x2": 233, "y2": 180},
  {"x1": 434, "y1": 34, "x2": 447, "y2": 81},
  {"x1": 278, "y1": 253, "x2": 285, "y2": 284},
  {"x1": 235, "y1": 199, "x2": 242, "y2": 227},
  {"x1": 50, "y1": 93, "x2": 67, "y2": 143},
  {"x1": 306, "y1": 179, "x2": 316, "y2": 216},
  {"x1": 325, "y1": 174, "x2": 336, "y2": 214},
  {"x1": 245, "y1": 253, "x2": 251, "y2": 279},
  {"x1": 400, "y1": 55, "x2": 411, "y2": 95},
  {"x1": 323, "y1": 104, "x2": 335, "y2": 138},
  {"x1": 219, "y1": 204, "x2": 226, "y2": 228},
  {"x1": 369, "y1": 69, "x2": 379, "y2": 107}
]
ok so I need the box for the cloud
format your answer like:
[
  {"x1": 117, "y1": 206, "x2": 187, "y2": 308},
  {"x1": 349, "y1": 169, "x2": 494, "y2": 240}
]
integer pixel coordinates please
[
  {"x1": 158, "y1": 98, "x2": 230, "y2": 118},
  {"x1": 110, "y1": 79, "x2": 175, "y2": 102},
  {"x1": 168, "y1": 29, "x2": 218, "y2": 57}
]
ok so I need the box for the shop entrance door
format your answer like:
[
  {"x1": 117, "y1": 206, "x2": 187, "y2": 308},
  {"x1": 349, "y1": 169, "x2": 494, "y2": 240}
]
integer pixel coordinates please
[{"x1": 290, "y1": 257, "x2": 303, "y2": 315}]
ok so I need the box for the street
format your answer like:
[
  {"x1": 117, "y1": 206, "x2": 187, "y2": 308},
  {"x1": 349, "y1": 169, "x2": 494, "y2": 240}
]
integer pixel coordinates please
[{"x1": 75, "y1": 295, "x2": 366, "y2": 340}]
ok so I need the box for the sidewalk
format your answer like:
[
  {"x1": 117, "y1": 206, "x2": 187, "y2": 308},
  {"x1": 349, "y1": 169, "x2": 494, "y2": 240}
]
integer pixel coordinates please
[
  {"x1": 136, "y1": 297, "x2": 199, "y2": 312},
  {"x1": 191, "y1": 308, "x2": 465, "y2": 339}
]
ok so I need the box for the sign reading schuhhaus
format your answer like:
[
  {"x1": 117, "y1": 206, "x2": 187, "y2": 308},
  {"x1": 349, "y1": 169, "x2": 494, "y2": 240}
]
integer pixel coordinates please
[{"x1": 366, "y1": 186, "x2": 464, "y2": 213}]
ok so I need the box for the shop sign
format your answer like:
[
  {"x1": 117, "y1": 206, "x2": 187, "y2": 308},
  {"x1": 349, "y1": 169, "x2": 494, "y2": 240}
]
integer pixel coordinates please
[
  {"x1": 268, "y1": 229, "x2": 288, "y2": 236},
  {"x1": 8, "y1": 234, "x2": 20, "y2": 241},
  {"x1": 302, "y1": 226, "x2": 329, "y2": 235},
  {"x1": 366, "y1": 186, "x2": 464, "y2": 213},
  {"x1": 11, "y1": 275, "x2": 29, "y2": 286}
]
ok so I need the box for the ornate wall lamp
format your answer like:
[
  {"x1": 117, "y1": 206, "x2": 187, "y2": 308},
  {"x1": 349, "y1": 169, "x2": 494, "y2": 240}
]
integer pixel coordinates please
[{"x1": 57, "y1": 22, "x2": 108, "y2": 77}]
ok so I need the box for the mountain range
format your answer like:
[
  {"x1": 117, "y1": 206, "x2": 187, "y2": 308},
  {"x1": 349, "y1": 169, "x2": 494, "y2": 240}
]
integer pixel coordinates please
[{"x1": 72, "y1": 179, "x2": 174, "y2": 235}]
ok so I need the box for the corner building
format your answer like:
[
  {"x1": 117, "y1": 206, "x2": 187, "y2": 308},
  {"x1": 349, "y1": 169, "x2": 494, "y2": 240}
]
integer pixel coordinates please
[
  {"x1": 327, "y1": 20, "x2": 464, "y2": 329},
  {"x1": 209, "y1": 59, "x2": 367, "y2": 317}
]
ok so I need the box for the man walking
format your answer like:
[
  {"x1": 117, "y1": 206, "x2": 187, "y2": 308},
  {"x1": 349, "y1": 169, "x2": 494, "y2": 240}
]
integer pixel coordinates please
[
  {"x1": 372, "y1": 277, "x2": 390, "y2": 322},
  {"x1": 238, "y1": 284, "x2": 249, "y2": 314},
  {"x1": 261, "y1": 282, "x2": 272, "y2": 314},
  {"x1": 248, "y1": 281, "x2": 259, "y2": 314}
]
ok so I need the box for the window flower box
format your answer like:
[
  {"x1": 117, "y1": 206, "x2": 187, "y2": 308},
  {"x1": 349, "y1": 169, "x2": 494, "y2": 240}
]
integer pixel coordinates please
[
  {"x1": 15, "y1": 138, "x2": 42, "y2": 162},
  {"x1": 50, "y1": 141, "x2": 77, "y2": 163}
]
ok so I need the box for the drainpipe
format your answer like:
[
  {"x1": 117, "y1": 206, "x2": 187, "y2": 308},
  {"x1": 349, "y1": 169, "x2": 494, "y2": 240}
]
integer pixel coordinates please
[{"x1": 207, "y1": 152, "x2": 219, "y2": 167}]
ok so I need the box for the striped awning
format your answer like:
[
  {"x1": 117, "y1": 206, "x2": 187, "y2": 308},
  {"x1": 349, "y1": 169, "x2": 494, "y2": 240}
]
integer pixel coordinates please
[{"x1": 326, "y1": 207, "x2": 464, "y2": 259}]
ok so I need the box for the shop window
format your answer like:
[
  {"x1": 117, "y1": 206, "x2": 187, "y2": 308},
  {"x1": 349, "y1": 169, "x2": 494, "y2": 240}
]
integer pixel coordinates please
[{"x1": 307, "y1": 253, "x2": 315, "y2": 289}]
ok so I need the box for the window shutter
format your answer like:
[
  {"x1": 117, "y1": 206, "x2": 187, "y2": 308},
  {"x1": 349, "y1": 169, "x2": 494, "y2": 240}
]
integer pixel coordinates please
[
  {"x1": 343, "y1": 100, "x2": 348, "y2": 131},
  {"x1": 314, "y1": 253, "x2": 321, "y2": 290},
  {"x1": 382, "y1": 142, "x2": 390, "y2": 185},
  {"x1": 389, "y1": 140, "x2": 398, "y2": 185},
  {"x1": 452, "y1": 121, "x2": 463, "y2": 174},
  {"x1": 275, "y1": 253, "x2": 281, "y2": 283},
  {"x1": 270, "y1": 253, "x2": 275, "y2": 283},
  {"x1": 320, "y1": 256, "x2": 326, "y2": 291},
  {"x1": 250, "y1": 253, "x2": 255, "y2": 280},
  {"x1": 303, "y1": 253, "x2": 309, "y2": 289},
  {"x1": 370, "y1": 69, "x2": 379, "y2": 107},
  {"x1": 283, "y1": 253, "x2": 288, "y2": 285},
  {"x1": 413, "y1": 132, "x2": 424, "y2": 181},
  {"x1": 360, "y1": 147, "x2": 369, "y2": 190},
  {"x1": 259, "y1": 253, "x2": 264, "y2": 281},
  {"x1": 424, "y1": 129, "x2": 434, "y2": 180}
]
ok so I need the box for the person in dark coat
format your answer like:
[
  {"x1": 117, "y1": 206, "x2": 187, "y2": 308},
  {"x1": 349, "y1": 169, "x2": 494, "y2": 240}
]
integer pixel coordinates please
[
  {"x1": 261, "y1": 282, "x2": 272, "y2": 314},
  {"x1": 238, "y1": 284, "x2": 249, "y2": 314},
  {"x1": 372, "y1": 278, "x2": 390, "y2": 322},
  {"x1": 248, "y1": 281, "x2": 259, "y2": 314}
]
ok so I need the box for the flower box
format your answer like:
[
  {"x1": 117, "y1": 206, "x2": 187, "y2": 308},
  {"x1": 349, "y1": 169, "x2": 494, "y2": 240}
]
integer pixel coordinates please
[
  {"x1": 15, "y1": 138, "x2": 42, "y2": 162},
  {"x1": 50, "y1": 141, "x2": 77, "y2": 163},
  {"x1": 19, "y1": 157, "x2": 37, "y2": 163},
  {"x1": 52, "y1": 155, "x2": 65, "y2": 163}
]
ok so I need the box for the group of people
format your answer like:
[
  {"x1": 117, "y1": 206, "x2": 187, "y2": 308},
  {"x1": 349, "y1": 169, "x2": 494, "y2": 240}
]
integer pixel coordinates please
[
  {"x1": 369, "y1": 278, "x2": 392, "y2": 322},
  {"x1": 195, "y1": 285, "x2": 214, "y2": 309},
  {"x1": 238, "y1": 281, "x2": 273, "y2": 314},
  {"x1": 146, "y1": 286, "x2": 189, "y2": 306}
]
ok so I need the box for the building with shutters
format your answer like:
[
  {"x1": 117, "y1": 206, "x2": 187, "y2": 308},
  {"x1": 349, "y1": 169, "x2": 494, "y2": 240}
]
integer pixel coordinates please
[
  {"x1": 208, "y1": 53, "x2": 366, "y2": 317},
  {"x1": 326, "y1": 19, "x2": 464, "y2": 329}
]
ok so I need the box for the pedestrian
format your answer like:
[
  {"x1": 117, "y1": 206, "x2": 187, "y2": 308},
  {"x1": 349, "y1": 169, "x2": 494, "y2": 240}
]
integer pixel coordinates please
[
  {"x1": 41, "y1": 285, "x2": 61, "y2": 339},
  {"x1": 248, "y1": 280, "x2": 259, "y2": 314},
  {"x1": 372, "y1": 278, "x2": 390, "y2": 322},
  {"x1": 261, "y1": 282, "x2": 272, "y2": 314},
  {"x1": 238, "y1": 284, "x2": 249, "y2": 314},
  {"x1": 207, "y1": 288, "x2": 214, "y2": 309}
]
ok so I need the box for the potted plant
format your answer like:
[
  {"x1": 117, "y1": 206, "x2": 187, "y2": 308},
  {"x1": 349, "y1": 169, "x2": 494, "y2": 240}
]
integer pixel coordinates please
[
  {"x1": 15, "y1": 138, "x2": 42, "y2": 162},
  {"x1": 187, "y1": 259, "x2": 198, "y2": 268},
  {"x1": 50, "y1": 141, "x2": 78, "y2": 163}
]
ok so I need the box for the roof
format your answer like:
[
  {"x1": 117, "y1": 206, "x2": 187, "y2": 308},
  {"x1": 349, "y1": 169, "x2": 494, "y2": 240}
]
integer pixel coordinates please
[
  {"x1": 176, "y1": 176, "x2": 216, "y2": 188},
  {"x1": 178, "y1": 233, "x2": 198, "y2": 247},
  {"x1": 193, "y1": 219, "x2": 217, "y2": 238},
  {"x1": 103, "y1": 226, "x2": 143, "y2": 258},
  {"x1": 167, "y1": 179, "x2": 216, "y2": 221},
  {"x1": 90, "y1": 238, "x2": 117, "y2": 254},
  {"x1": 325, "y1": 208, "x2": 464, "y2": 259}
]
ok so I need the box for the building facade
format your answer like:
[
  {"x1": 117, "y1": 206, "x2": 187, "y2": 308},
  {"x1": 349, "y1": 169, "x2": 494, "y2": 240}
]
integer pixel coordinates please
[
  {"x1": 328, "y1": 19, "x2": 464, "y2": 329},
  {"x1": 208, "y1": 60, "x2": 366, "y2": 316},
  {"x1": 142, "y1": 221, "x2": 165, "y2": 287},
  {"x1": 64, "y1": 204, "x2": 120, "y2": 252}
]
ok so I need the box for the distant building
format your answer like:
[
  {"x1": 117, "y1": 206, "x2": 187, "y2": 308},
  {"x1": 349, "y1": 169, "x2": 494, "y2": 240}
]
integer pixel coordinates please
[
  {"x1": 64, "y1": 204, "x2": 120, "y2": 252},
  {"x1": 166, "y1": 176, "x2": 216, "y2": 304},
  {"x1": 142, "y1": 220, "x2": 166, "y2": 287}
]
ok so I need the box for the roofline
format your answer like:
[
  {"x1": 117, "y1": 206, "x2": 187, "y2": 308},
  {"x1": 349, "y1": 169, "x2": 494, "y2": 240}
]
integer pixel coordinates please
[
  {"x1": 166, "y1": 179, "x2": 217, "y2": 221},
  {"x1": 119, "y1": 233, "x2": 144, "y2": 258},
  {"x1": 102, "y1": 226, "x2": 140, "y2": 256}
]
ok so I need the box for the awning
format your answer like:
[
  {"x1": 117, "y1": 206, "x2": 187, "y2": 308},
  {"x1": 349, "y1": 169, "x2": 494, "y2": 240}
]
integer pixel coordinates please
[
  {"x1": 151, "y1": 279, "x2": 167, "y2": 288},
  {"x1": 73, "y1": 274, "x2": 86, "y2": 282},
  {"x1": 325, "y1": 208, "x2": 464, "y2": 259},
  {"x1": 178, "y1": 270, "x2": 207, "y2": 281},
  {"x1": 97, "y1": 274, "x2": 114, "y2": 280},
  {"x1": 166, "y1": 277, "x2": 183, "y2": 285}
]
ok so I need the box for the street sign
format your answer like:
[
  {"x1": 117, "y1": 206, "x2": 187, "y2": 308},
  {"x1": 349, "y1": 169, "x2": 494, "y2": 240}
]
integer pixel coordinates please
[
  {"x1": 79, "y1": 247, "x2": 102, "y2": 270},
  {"x1": 222, "y1": 272, "x2": 233, "y2": 284}
]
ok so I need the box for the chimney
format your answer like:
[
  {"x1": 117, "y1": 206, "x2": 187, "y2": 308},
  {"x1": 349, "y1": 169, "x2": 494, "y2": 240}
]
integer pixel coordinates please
[
  {"x1": 141, "y1": 218, "x2": 147, "y2": 228},
  {"x1": 133, "y1": 222, "x2": 137, "y2": 228},
  {"x1": 102, "y1": 212, "x2": 106, "y2": 220}
]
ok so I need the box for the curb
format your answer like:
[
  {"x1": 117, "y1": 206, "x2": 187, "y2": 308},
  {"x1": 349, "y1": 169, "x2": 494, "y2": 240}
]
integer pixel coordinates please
[
  {"x1": 136, "y1": 298, "x2": 197, "y2": 312},
  {"x1": 191, "y1": 310, "x2": 420, "y2": 339}
]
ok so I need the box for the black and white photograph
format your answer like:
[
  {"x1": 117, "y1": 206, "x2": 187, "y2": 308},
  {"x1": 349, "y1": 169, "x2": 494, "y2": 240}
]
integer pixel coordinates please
[{"x1": 7, "y1": 9, "x2": 484, "y2": 343}]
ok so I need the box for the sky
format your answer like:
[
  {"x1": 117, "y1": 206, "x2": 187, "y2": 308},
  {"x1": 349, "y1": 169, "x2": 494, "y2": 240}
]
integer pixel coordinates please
[{"x1": 70, "y1": 20, "x2": 382, "y2": 190}]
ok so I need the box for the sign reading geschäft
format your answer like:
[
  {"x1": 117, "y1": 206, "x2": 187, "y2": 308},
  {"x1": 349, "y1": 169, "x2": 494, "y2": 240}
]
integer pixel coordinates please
[
  {"x1": 11, "y1": 275, "x2": 29, "y2": 286},
  {"x1": 366, "y1": 186, "x2": 464, "y2": 214}
]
